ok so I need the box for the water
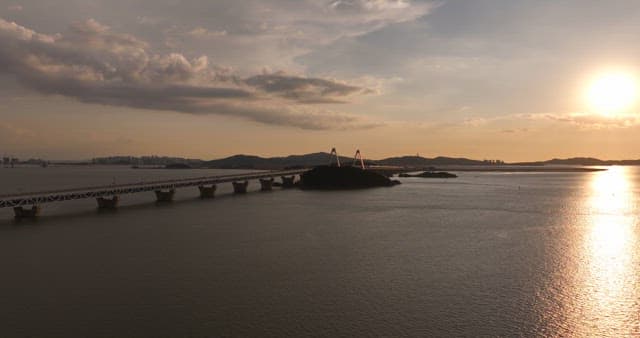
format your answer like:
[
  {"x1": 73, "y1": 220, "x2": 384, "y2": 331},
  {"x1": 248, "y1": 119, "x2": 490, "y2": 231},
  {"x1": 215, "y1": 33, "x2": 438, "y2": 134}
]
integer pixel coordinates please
[{"x1": 0, "y1": 165, "x2": 639, "y2": 337}]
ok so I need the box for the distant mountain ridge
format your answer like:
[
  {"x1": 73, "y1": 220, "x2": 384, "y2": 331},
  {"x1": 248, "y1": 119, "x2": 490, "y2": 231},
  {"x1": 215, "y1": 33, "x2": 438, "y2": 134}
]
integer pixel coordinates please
[
  {"x1": 206, "y1": 153, "x2": 501, "y2": 169},
  {"x1": 203, "y1": 152, "x2": 358, "y2": 169},
  {"x1": 514, "y1": 157, "x2": 640, "y2": 166},
  {"x1": 206, "y1": 154, "x2": 640, "y2": 169},
  {"x1": 376, "y1": 156, "x2": 497, "y2": 167},
  {"x1": 90, "y1": 153, "x2": 640, "y2": 169}
]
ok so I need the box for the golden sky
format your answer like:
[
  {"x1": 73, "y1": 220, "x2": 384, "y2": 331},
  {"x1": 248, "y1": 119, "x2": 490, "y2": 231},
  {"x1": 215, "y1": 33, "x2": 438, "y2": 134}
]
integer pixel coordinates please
[{"x1": 1, "y1": 0, "x2": 640, "y2": 161}]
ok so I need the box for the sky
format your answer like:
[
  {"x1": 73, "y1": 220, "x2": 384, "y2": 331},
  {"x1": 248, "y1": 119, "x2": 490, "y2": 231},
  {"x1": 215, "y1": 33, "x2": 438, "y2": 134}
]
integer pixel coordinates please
[{"x1": 1, "y1": 0, "x2": 640, "y2": 161}]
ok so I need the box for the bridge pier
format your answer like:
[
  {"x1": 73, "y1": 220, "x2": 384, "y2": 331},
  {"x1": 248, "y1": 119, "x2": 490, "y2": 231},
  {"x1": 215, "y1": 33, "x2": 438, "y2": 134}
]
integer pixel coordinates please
[
  {"x1": 232, "y1": 181, "x2": 248, "y2": 194},
  {"x1": 0, "y1": 169, "x2": 308, "y2": 219},
  {"x1": 155, "y1": 189, "x2": 175, "y2": 202},
  {"x1": 281, "y1": 176, "x2": 296, "y2": 188},
  {"x1": 96, "y1": 196, "x2": 119, "y2": 209},
  {"x1": 13, "y1": 205, "x2": 40, "y2": 219},
  {"x1": 198, "y1": 185, "x2": 217, "y2": 198},
  {"x1": 259, "y1": 178, "x2": 274, "y2": 191}
]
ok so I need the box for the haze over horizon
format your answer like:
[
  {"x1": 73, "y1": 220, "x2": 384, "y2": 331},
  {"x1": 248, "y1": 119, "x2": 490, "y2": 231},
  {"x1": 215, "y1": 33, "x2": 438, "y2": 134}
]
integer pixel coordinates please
[
  {"x1": 2, "y1": 0, "x2": 640, "y2": 161},
  {"x1": 59, "y1": 152, "x2": 640, "y2": 164}
]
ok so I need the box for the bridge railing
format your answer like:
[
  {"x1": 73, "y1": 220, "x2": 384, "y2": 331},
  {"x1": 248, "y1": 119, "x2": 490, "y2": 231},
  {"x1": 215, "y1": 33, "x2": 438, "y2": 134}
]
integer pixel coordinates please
[{"x1": 0, "y1": 169, "x2": 307, "y2": 208}]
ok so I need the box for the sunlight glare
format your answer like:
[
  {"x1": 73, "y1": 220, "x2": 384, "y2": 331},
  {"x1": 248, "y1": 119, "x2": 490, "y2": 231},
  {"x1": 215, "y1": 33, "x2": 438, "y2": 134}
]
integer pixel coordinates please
[
  {"x1": 585, "y1": 72, "x2": 638, "y2": 116},
  {"x1": 578, "y1": 166, "x2": 637, "y2": 336}
]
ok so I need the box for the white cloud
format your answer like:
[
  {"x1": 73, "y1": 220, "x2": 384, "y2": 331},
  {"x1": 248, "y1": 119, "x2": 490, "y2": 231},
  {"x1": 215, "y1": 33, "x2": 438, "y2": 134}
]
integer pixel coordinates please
[
  {"x1": 7, "y1": 4, "x2": 22, "y2": 11},
  {"x1": 188, "y1": 27, "x2": 227, "y2": 38},
  {"x1": 529, "y1": 112, "x2": 640, "y2": 129},
  {"x1": 0, "y1": 18, "x2": 379, "y2": 130}
]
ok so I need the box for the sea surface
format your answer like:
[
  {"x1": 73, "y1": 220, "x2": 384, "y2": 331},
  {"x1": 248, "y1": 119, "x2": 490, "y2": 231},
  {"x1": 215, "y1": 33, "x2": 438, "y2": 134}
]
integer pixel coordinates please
[{"x1": 0, "y1": 165, "x2": 639, "y2": 337}]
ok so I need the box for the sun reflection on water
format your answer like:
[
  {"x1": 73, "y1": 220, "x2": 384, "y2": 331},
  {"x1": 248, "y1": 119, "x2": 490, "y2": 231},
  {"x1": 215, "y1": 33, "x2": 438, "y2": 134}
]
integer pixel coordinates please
[
  {"x1": 589, "y1": 167, "x2": 633, "y2": 261},
  {"x1": 574, "y1": 167, "x2": 639, "y2": 336}
]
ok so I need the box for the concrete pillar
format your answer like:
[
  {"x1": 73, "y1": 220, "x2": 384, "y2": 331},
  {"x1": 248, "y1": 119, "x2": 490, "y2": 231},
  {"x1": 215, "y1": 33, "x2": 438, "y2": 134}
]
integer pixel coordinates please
[
  {"x1": 281, "y1": 176, "x2": 296, "y2": 189},
  {"x1": 232, "y1": 181, "x2": 248, "y2": 194},
  {"x1": 96, "y1": 196, "x2": 119, "y2": 209},
  {"x1": 155, "y1": 189, "x2": 175, "y2": 202},
  {"x1": 198, "y1": 185, "x2": 217, "y2": 198},
  {"x1": 259, "y1": 178, "x2": 274, "y2": 191},
  {"x1": 13, "y1": 205, "x2": 40, "y2": 219}
]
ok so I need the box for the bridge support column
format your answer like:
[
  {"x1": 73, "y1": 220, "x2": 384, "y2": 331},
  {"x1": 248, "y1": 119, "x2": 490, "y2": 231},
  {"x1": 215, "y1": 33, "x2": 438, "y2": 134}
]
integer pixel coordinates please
[
  {"x1": 281, "y1": 176, "x2": 296, "y2": 189},
  {"x1": 96, "y1": 196, "x2": 119, "y2": 209},
  {"x1": 155, "y1": 189, "x2": 175, "y2": 202},
  {"x1": 259, "y1": 178, "x2": 274, "y2": 191},
  {"x1": 198, "y1": 185, "x2": 217, "y2": 198},
  {"x1": 13, "y1": 205, "x2": 40, "y2": 219},
  {"x1": 232, "y1": 181, "x2": 248, "y2": 194}
]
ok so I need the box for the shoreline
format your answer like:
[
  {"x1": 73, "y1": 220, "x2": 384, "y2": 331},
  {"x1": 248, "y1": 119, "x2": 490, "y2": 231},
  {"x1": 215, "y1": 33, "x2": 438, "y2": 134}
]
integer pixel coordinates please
[{"x1": 426, "y1": 166, "x2": 606, "y2": 172}]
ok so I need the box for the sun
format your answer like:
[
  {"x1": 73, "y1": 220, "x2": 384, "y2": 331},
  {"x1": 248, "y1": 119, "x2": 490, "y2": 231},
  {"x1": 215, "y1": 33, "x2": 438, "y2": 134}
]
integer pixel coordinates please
[{"x1": 585, "y1": 71, "x2": 638, "y2": 116}]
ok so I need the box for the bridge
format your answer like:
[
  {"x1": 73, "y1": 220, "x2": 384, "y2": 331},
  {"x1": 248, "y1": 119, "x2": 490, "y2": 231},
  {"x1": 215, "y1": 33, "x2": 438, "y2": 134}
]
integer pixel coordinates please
[{"x1": 1, "y1": 169, "x2": 308, "y2": 219}]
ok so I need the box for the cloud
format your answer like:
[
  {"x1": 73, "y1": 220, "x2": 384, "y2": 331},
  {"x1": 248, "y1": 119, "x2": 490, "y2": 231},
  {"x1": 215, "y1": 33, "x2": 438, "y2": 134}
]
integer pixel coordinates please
[
  {"x1": 326, "y1": 0, "x2": 431, "y2": 25},
  {"x1": 500, "y1": 128, "x2": 529, "y2": 133},
  {"x1": 0, "y1": 18, "x2": 377, "y2": 130},
  {"x1": 244, "y1": 73, "x2": 372, "y2": 103},
  {"x1": 527, "y1": 112, "x2": 640, "y2": 129},
  {"x1": 0, "y1": 122, "x2": 36, "y2": 145},
  {"x1": 136, "y1": 16, "x2": 163, "y2": 26},
  {"x1": 462, "y1": 117, "x2": 487, "y2": 127},
  {"x1": 234, "y1": 0, "x2": 433, "y2": 40},
  {"x1": 157, "y1": 0, "x2": 434, "y2": 71},
  {"x1": 7, "y1": 4, "x2": 22, "y2": 11},
  {"x1": 188, "y1": 27, "x2": 227, "y2": 38},
  {"x1": 330, "y1": 0, "x2": 411, "y2": 11}
]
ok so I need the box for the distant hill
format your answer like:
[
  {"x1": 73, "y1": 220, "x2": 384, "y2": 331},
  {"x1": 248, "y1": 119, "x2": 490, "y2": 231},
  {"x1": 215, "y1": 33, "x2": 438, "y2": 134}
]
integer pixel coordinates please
[
  {"x1": 92, "y1": 155, "x2": 203, "y2": 166},
  {"x1": 204, "y1": 152, "x2": 358, "y2": 169},
  {"x1": 377, "y1": 156, "x2": 492, "y2": 167},
  {"x1": 204, "y1": 153, "x2": 498, "y2": 169},
  {"x1": 514, "y1": 157, "x2": 640, "y2": 166},
  {"x1": 91, "y1": 153, "x2": 640, "y2": 170},
  {"x1": 206, "y1": 153, "x2": 640, "y2": 169}
]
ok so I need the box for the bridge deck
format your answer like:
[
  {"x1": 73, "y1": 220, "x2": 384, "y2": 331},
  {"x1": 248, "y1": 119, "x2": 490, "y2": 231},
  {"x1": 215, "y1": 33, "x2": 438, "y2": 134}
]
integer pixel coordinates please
[{"x1": 0, "y1": 169, "x2": 307, "y2": 208}]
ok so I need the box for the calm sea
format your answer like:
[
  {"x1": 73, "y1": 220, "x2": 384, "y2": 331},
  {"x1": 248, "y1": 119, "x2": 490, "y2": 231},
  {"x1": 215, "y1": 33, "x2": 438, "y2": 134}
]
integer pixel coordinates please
[{"x1": 0, "y1": 165, "x2": 638, "y2": 337}]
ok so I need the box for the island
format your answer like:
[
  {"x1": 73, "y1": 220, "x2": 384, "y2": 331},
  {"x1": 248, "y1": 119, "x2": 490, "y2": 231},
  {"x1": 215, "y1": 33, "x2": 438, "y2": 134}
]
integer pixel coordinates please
[
  {"x1": 301, "y1": 165, "x2": 401, "y2": 189},
  {"x1": 399, "y1": 171, "x2": 458, "y2": 178}
]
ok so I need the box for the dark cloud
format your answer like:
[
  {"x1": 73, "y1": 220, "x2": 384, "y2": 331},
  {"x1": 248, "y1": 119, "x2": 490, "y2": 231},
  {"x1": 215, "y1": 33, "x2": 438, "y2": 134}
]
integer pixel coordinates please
[
  {"x1": 244, "y1": 73, "x2": 371, "y2": 104},
  {"x1": 0, "y1": 18, "x2": 376, "y2": 130}
]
